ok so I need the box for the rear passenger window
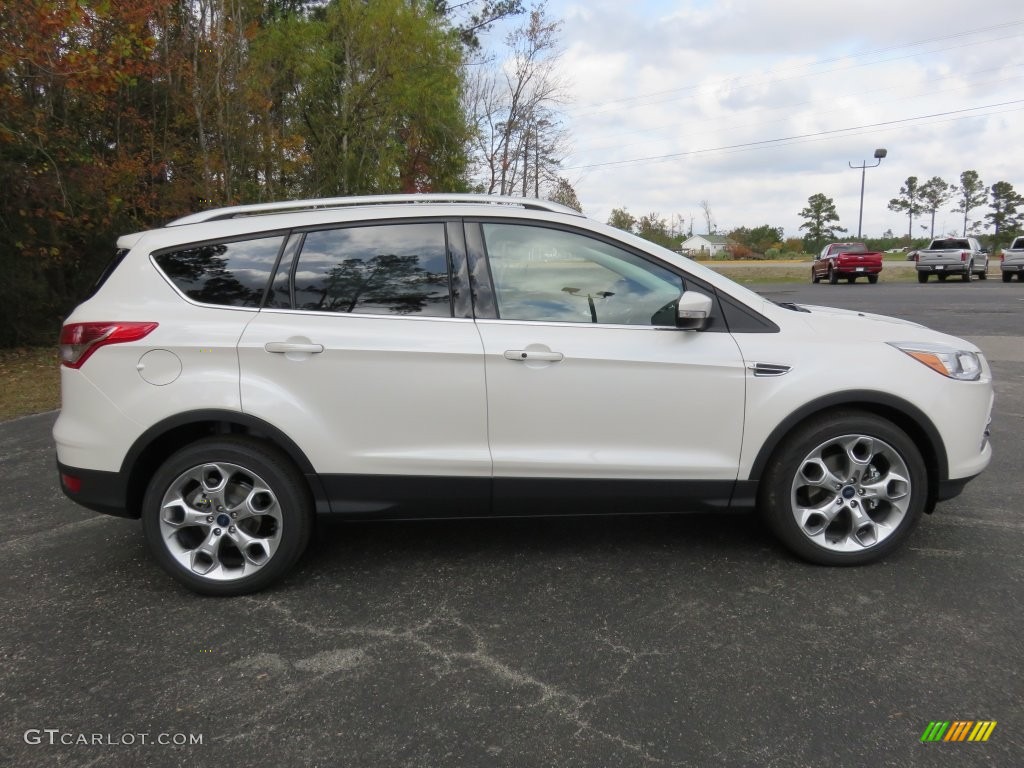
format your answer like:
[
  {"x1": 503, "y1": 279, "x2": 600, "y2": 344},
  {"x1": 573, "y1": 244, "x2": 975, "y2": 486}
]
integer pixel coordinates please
[
  {"x1": 154, "y1": 236, "x2": 284, "y2": 307},
  {"x1": 292, "y1": 223, "x2": 451, "y2": 316}
]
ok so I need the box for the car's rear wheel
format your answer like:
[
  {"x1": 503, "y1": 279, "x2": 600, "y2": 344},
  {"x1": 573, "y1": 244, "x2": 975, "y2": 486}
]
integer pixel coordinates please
[
  {"x1": 759, "y1": 412, "x2": 926, "y2": 566},
  {"x1": 962, "y1": 263, "x2": 972, "y2": 281},
  {"x1": 142, "y1": 437, "x2": 312, "y2": 595},
  {"x1": 917, "y1": 271, "x2": 928, "y2": 283},
  {"x1": 828, "y1": 267, "x2": 838, "y2": 285},
  {"x1": 867, "y1": 275, "x2": 878, "y2": 284},
  {"x1": 978, "y1": 266, "x2": 987, "y2": 279},
  {"x1": 811, "y1": 268, "x2": 820, "y2": 284},
  {"x1": 1004, "y1": 271, "x2": 1013, "y2": 282}
]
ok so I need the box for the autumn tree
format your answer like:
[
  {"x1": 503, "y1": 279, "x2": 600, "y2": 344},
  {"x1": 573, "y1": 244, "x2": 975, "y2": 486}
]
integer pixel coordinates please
[
  {"x1": 918, "y1": 177, "x2": 953, "y2": 239},
  {"x1": 548, "y1": 177, "x2": 582, "y2": 211},
  {"x1": 607, "y1": 208, "x2": 636, "y2": 232},
  {"x1": 799, "y1": 194, "x2": 846, "y2": 253},
  {"x1": 888, "y1": 176, "x2": 926, "y2": 239},
  {"x1": 0, "y1": 0, "x2": 479, "y2": 345},
  {"x1": 435, "y1": 0, "x2": 525, "y2": 50},
  {"x1": 465, "y1": 3, "x2": 566, "y2": 196},
  {"x1": 699, "y1": 199, "x2": 716, "y2": 234},
  {"x1": 635, "y1": 212, "x2": 678, "y2": 250},
  {"x1": 952, "y1": 170, "x2": 988, "y2": 237},
  {"x1": 728, "y1": 225, "x2": 784, "y2": 255}
]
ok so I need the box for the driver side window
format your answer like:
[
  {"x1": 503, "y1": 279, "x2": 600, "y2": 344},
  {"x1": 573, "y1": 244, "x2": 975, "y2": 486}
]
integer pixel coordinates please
[{"x1": 481, "y1": 223, "x2": 683, "y2": 325}]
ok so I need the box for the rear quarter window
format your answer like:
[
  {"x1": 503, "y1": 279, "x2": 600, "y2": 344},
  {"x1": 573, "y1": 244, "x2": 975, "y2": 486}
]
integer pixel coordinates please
[{"x1": 153, "y1": 236, "x2": 285, "y2": 307}]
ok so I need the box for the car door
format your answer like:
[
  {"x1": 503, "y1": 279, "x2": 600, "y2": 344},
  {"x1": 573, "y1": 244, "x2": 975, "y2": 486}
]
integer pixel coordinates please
[
  {"x1": 237, "y1": 219, "x2": 490, "y2": 515},
  {"x1": 468, "y1": 221, "x2": 747, "y2": 515}
]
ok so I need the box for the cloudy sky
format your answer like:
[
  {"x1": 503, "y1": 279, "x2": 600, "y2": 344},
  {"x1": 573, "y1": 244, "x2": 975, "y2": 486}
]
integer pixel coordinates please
[{"x1": 523, "y1": 0, "x2": 1024, "y2": 240}]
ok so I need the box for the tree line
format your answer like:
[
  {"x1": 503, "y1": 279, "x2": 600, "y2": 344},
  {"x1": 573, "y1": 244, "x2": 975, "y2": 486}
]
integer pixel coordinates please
[
  {"x1": 800, "y1": 170, "x2": 1022, "y2": 255},
  {"x1": 1, "y1": 0, "x2": 573, "y2": 346}
]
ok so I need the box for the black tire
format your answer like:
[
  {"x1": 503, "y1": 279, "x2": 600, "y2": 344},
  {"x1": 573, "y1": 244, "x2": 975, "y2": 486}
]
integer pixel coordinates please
[
  {"x1": 811, "y1": 269, "x2": 820, "y2": 284},
  {"x1": 142, "y1": 437, "x2": 313, "y2": 596},
  {"x1": 828, "y1": 267, "x2": 838, "y2": 285},
  {"x1": 1003, "y1": 271, "x2": 1013, "y2": 282},
  {"x1": 759, "y1": 411, "x2": 927, "y2": 566},
  {"x1": 867, "y1": 275, "x2": 878, "y2": 284},
  {"x1": 917, "y1": 271, "x2": 928, "y2": 283},
  {"x1": 961, "y1": 263, "x2": 972, "y2": 282}
]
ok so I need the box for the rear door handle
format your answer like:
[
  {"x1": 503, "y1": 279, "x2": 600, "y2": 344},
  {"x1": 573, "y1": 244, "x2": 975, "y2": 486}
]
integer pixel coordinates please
[
  {"x1": 504, "y1": 349, "x2": 564, "y2": 362},
  {"x1": 264, "y1": 342, "x2": 324, "y2": 354}
]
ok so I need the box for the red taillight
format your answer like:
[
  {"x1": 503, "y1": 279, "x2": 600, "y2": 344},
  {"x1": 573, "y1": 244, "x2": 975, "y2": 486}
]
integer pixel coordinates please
[
  {"x1": 61, "y1": 473, "x2": 82, "y2": 493},
  {"x1": 1001, "y1": 252, "x2": 1005, "y2": 263},
  {"x1": 961, "y1": 251, "x2": 968, "y2": 262},
  {"x1": 59, "y1": 322, "x2": 158, "y2": 369}
]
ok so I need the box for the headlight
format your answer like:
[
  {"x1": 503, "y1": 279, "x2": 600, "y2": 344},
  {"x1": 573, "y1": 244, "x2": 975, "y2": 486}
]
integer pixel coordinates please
[{"x1": 889, "y1": 342, "x2": 982, "y2": 381}]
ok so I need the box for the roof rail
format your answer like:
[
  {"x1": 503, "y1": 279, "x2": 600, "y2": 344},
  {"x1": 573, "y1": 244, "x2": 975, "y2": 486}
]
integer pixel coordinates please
[{"x1": 166, "y1": 194, "x2": 584, "y2": 226}]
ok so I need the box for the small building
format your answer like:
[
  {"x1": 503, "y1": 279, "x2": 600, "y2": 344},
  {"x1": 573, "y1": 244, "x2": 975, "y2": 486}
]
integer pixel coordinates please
[{"x1": 680, "y1": 234, "x2": 731, "y2": 258}]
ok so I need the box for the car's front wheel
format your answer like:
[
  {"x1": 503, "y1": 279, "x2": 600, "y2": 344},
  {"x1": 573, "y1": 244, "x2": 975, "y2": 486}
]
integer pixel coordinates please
[
  {"x1": 759, "y1": 412, "x2": 926, "y2": 565},
  {"x1": 142, "y1": 437, "x2": 312, "y2": 595}
]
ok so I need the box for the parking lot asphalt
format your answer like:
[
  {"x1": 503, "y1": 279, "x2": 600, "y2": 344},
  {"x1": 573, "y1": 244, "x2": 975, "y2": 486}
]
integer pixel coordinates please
[{"x1": 1, "y1": 281, "x2": 1021, "y2": 767}]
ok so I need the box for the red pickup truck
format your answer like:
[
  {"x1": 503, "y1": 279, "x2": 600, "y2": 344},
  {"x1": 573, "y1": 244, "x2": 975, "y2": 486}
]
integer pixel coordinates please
[{"x1": 811, "y1": 242, "x2": 884, "y2": 284}]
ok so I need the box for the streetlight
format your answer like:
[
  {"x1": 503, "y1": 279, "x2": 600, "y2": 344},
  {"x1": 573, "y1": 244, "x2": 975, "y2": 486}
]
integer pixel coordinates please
[{"x1": 849, "y1": 148, "x2": 887, "y2": 238}]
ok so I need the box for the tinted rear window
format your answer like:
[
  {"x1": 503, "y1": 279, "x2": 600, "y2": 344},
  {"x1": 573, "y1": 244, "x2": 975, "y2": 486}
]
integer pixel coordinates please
[
  {"x1": 154, "y1": 236, "x2": 285, "y2": 307},
  {"x1": 929, "y1": 239, "x2": 969, "y2": 250},
  {"x1": 290, "y1": 223, "x2": 452, "y2": 316}
]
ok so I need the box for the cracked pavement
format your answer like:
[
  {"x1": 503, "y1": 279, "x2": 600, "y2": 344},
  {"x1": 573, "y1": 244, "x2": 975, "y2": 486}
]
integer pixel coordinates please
[{"x1": 1, "y1": 282, "x2": 1022, "y2": 767}]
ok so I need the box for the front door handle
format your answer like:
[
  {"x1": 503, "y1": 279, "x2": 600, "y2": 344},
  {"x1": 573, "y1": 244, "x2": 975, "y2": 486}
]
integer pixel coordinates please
[
  {"x1": 264, "y1": 342, "x2": 324, "y2": 354},
  {"x1": 504, "y1": 349, "x2": 564, "y2": 362}
]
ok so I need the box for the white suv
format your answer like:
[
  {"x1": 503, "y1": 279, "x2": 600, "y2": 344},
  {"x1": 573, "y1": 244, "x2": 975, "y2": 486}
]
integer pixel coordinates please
[{"x1": 54, "y1": 195, "x2": 994, "y2": 595}]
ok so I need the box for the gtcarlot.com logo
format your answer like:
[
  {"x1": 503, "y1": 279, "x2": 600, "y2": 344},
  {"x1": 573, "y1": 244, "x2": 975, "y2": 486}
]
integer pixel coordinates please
[
  {"x1": 921, "y1": 721, "x2": 997, "y2": 743},
  {"x1": 24, "y1": 729, "x2": 203, "y2": 747}
]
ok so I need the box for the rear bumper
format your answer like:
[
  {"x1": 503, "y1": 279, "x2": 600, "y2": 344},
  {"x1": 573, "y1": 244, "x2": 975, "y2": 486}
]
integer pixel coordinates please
[
  {"x1": 835, "y1": 265, "x2": 882, "y2": 274},
  {"x1": 917, "y1": 264, "x2": 970, "y2": 274},
  {"x1": 57, "y1": 460, "x2": 134, "y2": 518}
]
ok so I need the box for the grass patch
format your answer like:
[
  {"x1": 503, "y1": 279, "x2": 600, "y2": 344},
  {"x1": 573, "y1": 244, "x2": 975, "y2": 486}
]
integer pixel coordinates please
[{"x1": 0, "y1": 347, "x2": 60, "y2": 421}]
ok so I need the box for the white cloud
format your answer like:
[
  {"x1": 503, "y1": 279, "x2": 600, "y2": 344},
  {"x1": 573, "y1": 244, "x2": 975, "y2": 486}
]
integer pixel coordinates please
[{"x1": 528, "y1": 0, "x2": 1024, "y2": 239}]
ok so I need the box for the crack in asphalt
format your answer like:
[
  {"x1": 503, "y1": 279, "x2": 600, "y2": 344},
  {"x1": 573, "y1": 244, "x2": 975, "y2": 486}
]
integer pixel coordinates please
[{"x1": 229, "y1": 597, "x2": 668, "y2": 765}]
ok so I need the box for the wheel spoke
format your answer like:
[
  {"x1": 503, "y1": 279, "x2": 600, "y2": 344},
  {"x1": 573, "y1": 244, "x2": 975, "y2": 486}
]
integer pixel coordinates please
[
  {"x1": 227, "y1": 526, "x2": 276, "y2": 566},
  {"x1": 796, "y1": 500, "x2": 841, "y2": 535},
  {"x1": 160, "y1": 497, "x2": 212, "y2": 531},
  {"x1": 189, "y1": 528, "x2": 224, "y2": 575},
  {"x1": 841, "y1": 436, "x2": 875, "y2": 482},
  {"x1": 797, "y1": 455, "x2": 845, "y2": 490}
]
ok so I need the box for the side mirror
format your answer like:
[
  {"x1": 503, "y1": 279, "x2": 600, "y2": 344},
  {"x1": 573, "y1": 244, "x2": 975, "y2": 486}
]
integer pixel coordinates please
[{"x1": 676, "y1": 291, "x2": 713, "y2": 330}]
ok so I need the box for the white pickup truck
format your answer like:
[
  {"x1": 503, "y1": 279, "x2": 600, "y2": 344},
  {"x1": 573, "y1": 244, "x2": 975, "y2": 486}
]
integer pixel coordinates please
[
  {"x1": 915, "y1": 237, "x2": 988, "y2": 283},
  {"x1": 1000, "y1": 236, "x2": 1024, "y2": 282}
]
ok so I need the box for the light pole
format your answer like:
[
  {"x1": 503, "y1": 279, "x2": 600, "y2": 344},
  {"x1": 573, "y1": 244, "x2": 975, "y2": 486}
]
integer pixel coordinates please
[{"x1": 849, "y1": 148, "x2": 887, "y2": 238}]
